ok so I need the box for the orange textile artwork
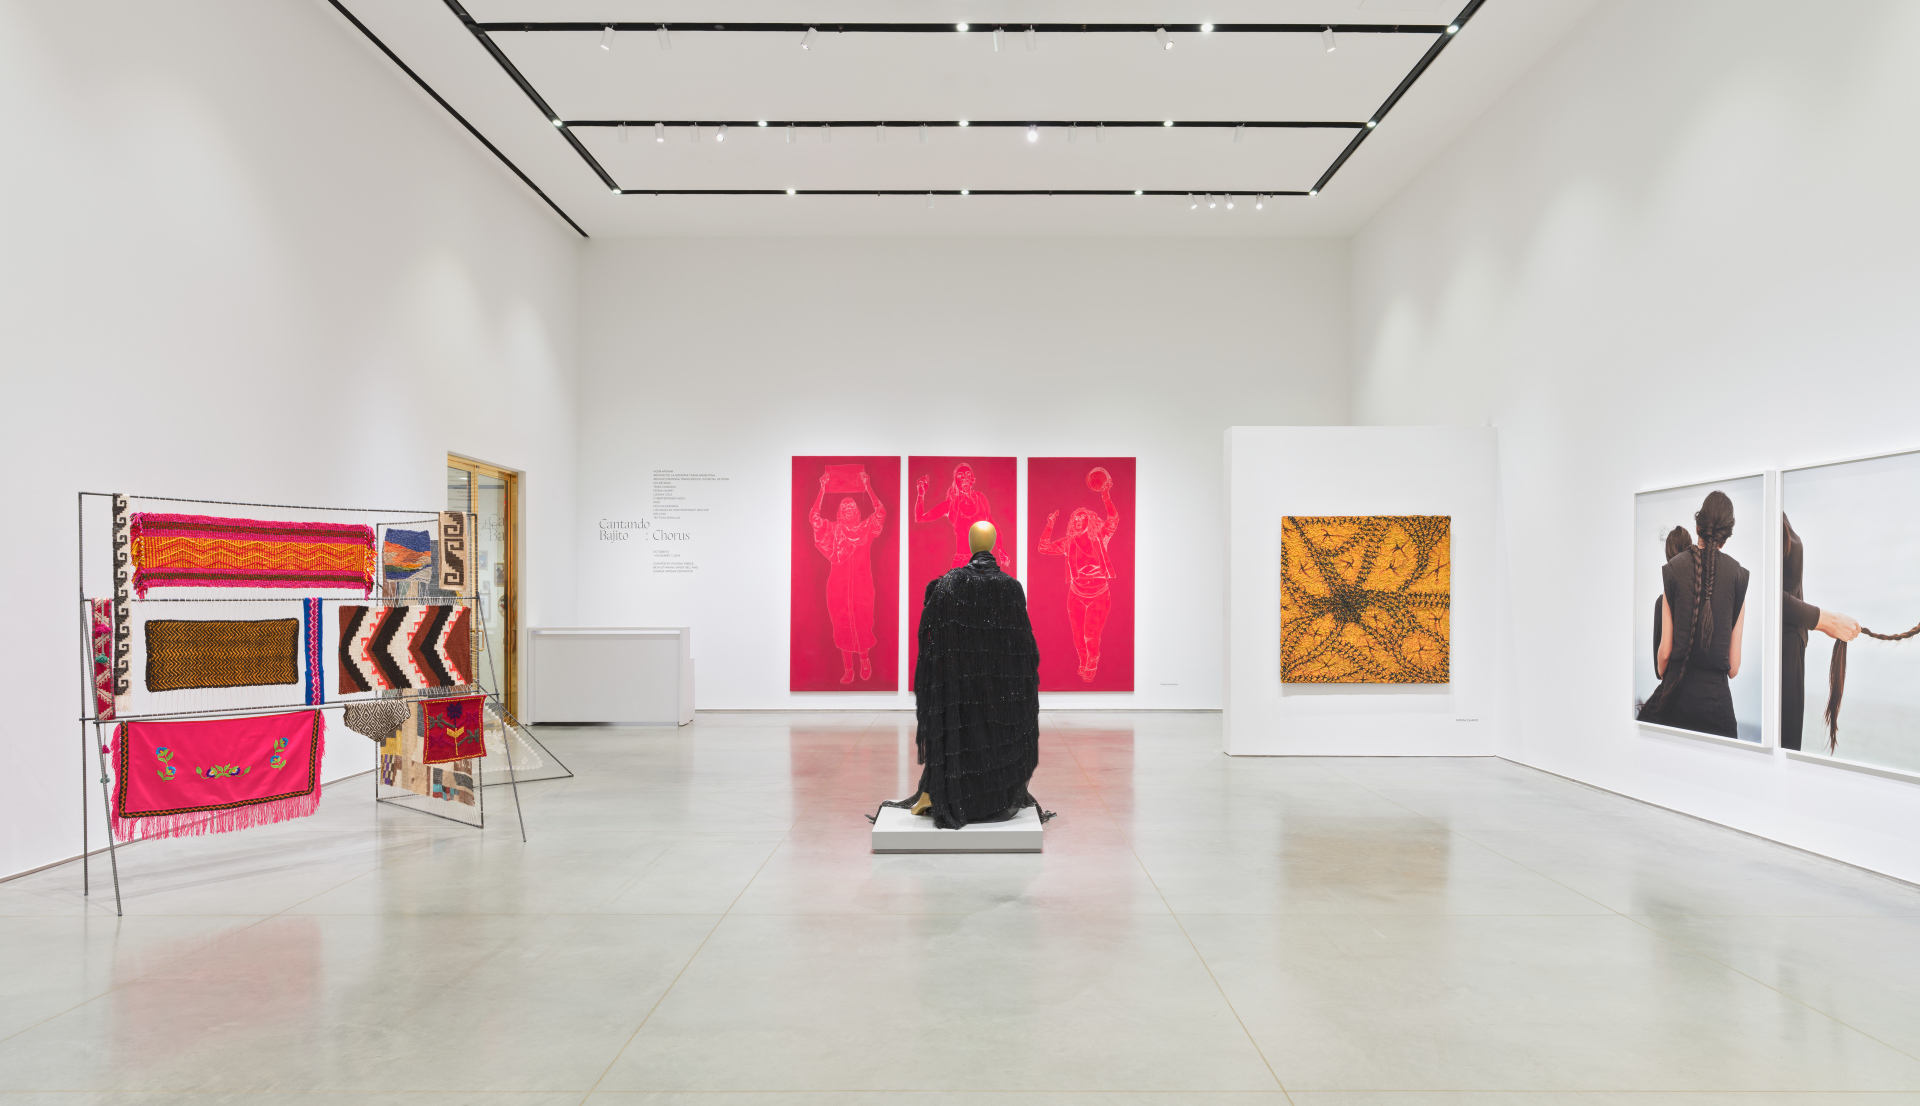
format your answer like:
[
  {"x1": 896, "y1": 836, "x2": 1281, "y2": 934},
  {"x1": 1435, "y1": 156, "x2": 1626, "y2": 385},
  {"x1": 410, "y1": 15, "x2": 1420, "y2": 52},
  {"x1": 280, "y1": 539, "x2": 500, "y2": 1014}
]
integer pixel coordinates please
[{"x1": 1280, "y1": 515, "x2": 1451, "y2": 684}]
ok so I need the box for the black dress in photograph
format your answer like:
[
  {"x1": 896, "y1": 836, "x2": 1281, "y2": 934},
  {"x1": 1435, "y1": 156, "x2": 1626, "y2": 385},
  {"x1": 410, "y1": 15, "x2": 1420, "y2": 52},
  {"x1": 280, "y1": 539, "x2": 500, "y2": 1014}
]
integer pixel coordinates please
[
  {"x1": 892, "y1": 549, "x2": 1043, "y2": 829},
  {"x1": 1641, "y1": 547, "x2": 1750, "y2": 738},
  {"x1": 1780, "y1": 519, "x2": 1823, "y2": 751}
]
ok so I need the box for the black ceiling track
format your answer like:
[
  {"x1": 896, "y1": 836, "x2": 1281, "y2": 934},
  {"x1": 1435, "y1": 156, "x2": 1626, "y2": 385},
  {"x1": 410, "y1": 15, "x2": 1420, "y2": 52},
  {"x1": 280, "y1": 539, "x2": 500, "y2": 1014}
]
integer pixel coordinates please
[
  {"x1": 384, "y1": 0, "x2": 1488, "y2": 208},
  {"x1": 323, "y1": 0, "x2": 586, "y2": 236},
  {"x1": 481, "y1": 22, "x2": 1448, "y2": 35}
]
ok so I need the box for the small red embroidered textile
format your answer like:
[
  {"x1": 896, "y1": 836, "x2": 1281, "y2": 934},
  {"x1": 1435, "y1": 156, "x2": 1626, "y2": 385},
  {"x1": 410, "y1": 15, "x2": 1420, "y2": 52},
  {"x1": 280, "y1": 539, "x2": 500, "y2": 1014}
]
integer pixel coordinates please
[{"x1": 421, "y1": 694, "x2": 488, "y2": 764}]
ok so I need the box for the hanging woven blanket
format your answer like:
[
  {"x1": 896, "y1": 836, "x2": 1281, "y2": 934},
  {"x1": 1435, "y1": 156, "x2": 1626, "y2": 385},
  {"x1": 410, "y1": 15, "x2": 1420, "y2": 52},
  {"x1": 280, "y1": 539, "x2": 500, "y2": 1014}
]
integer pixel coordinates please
[
  {"x1": 108, "y1": 708, "x2": 325, "y2": 840},
  {"x1": 144, "y1": 618, "x2": 299, "y2": 692},
  {"x1": 438, "y1": 512, "x2": 469, "y2": 593},
  {"x1": 342, "y1": 699, "x2": 409, "y2": 743},
  {"x1": 301, "y1": 598, "x2": 324, "y2": 705},
  {"x1": 336, "y1": 604, "x2": 473, "y2": 693},
  {"x1": 129, "y1": 512, "x2": 376, "y2": 596},
  {"x1": 380, "y1": 700, "x2": 476, "y2": 805},
  {"x1": 111, "y1": 495, "x2": 133, "y2": 714},
  {"x1": 383, "y1": 528, "x2": 434, "y2": 583},
  {"x1": 422, "y1": 694, "x2": 488, "y2": 763},
  {"x1": 89, "y1": 599, "x2": 116, "y2": 720}
]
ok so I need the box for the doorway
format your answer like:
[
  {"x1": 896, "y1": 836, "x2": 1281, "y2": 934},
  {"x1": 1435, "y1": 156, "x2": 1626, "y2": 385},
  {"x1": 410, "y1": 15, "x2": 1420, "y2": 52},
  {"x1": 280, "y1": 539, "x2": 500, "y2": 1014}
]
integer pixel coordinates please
[{"x1": 447, "y1": 455, "x2": 518, "y2": 717}]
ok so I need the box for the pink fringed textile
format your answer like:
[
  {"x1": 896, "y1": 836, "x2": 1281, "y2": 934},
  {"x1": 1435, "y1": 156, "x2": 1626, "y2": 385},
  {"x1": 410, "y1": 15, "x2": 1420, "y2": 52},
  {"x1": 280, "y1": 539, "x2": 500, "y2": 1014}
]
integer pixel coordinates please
[
  {"x1": 109, "y1": 709, "x2": 325, "y2": 841},
  {"x1": 129, "y1": 513, "x2": 376, "y2": 597}
]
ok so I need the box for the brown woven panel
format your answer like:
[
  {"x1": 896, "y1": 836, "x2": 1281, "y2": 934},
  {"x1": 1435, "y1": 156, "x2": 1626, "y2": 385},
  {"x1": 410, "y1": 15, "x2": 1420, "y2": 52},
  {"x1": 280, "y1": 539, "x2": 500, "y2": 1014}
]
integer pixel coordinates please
[{"x1": 145, "y1": 618, "x2": 299, "y2": 692}]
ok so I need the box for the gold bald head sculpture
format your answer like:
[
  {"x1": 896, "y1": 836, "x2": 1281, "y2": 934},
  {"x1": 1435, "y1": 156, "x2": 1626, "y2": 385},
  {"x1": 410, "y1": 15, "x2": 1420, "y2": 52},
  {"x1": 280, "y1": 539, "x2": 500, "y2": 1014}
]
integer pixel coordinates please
[{"x1": 968, "y1": 520, "x2": 998, "y2": 553}]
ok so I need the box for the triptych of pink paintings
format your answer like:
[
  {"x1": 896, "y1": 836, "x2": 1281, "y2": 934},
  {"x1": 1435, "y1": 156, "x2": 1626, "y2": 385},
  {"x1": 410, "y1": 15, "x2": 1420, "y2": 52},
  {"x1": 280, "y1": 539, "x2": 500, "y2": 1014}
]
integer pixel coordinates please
[{"x1": 789, "y1": 456, "x2": 1135, "y2": 693}]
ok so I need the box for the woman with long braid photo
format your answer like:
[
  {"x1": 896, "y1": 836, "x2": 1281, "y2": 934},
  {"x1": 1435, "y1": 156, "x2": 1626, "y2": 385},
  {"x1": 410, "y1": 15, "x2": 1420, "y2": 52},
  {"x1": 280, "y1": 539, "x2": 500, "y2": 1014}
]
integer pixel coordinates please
[{"x1": 1634, "y1": 479, "x2": 1764, "y2": 742}]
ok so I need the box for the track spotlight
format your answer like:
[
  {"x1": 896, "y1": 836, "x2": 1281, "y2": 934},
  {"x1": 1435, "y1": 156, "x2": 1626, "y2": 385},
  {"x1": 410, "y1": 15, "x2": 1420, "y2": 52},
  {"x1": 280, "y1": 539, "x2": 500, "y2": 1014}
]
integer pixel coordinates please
[
  {"x1": 1322, "y1": 27, "x2": 1336, "y2": 52},
  {"x1": 1308, "y1": 188, "x2": 1318, "y2": 196},
  {"x1": 1069, "y1": 123, "x2": 1078, "y2": 143},
  {"x1": 1255, "y1": 195, "x2": 1265, "y2": 210},
  {"x1": 956, "y1": 22, "x2": 969, "y2": 32},
  {"x1": 1097, "y1": 123, "x2": 1106, "y2": 142},
  {"x1": 958, "y1": 119, "x2": 970, "y2": 127},
  {"x1": 1156, "y1": 27, "x2": 1173, "y2": 50},
  {"x1": 787, "y1": 188, "x2": 795, "y2": 195},
  {"x1": 786, "y1": 123, "x2": 795, "y2": 143},
  {"x1": 1027, "y1": 124, "x2": 1038, "y2": 143},
  {"x1": 1446, "y1": 23, "x2": 1459, "y2": 34},
  {"x1": 656, "y1": 25, "x2": 670, "y2": 50},
  {"x1": 919, "y1": 123, "x2": 928, "y2": 143},
  {"x1": 655, "y1": 122, "x2": 665, "y2": 142},
  {"x1": 610, "y1": 187, "x2": 620, "y2": 194},
  {"x1": 1234, "y1": 123, "x2": 1244, "y2": 143},
  {"x1": 618, "y1": 122, "x2": 628, "y2": 142},
  {"x1": 690, "y1": 123, "x2": 700, "y2": 143},
  {"x1": 551, "y1": 118, "x2": 564, "y2": 127},
  {"x1": 599, "y1": 25, "x2": 615, "y2": 50},
  {"x1": 961, "y1": 189, "x2": 970, "y2": 195},
  {"x1": 876, "y1": 122, "x2": 886, "y2": 142},
  {"x1": 993, "y1": 27, "x2": 1003, "y2": 51},
  {"x1": 758, "y1": 120, "x2": 767, "y2": 127},
  {"x1": 1202, "y1": 23, "x2": 1214, "y2": 33},
  {"x1": 1189, "y1": 194, "x2": 1197, "y2": 209},
  {"x1": 1163, "y1": 119, "x2": 1174, "y2": 127},
  {"x1": 926, "y1": 192, "x2": 934, "y2": 209},
  {"x1": 1226, "y1": 196, "x2": 1234, "y2": 209},
  {"x1": 1026, "y1": 26, "x2": 1036, "y2": 51},
  {"x1": 1135, "y1": 189, "x2": 1143, "y2": 196},
  {"x1": 800, "y1": 27, "x2": 815, "y2": 50},
  {"x1": 1208, "y1": 195, "x2": 1217, "y2": 209},
  {"x1": 1365, "y1": 119, "x2": 1376, "y2": 128},
  {"x1": 716, "y1": 124, "x2": 727, "y2": 142},
  {"x1": 822, "y1": 123, "x2": 831, "y2": 143}
]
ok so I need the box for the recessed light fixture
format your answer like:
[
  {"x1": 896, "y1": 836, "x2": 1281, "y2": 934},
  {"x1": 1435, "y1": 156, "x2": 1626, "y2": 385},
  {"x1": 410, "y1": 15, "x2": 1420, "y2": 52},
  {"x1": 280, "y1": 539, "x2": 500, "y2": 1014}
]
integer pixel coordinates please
[
  {"x1": 599, "y1": 25, "x2": 614, "y2": 50},
  {"x1": 1156, "y1": 27, "x2": 1174, "y2": 50},
  {"x1": 800, "y1": 27, "x2": 815, "y2": 50},
  {"x1": 1322, "y1": 27, "x2": 1336, "y2": 52}
]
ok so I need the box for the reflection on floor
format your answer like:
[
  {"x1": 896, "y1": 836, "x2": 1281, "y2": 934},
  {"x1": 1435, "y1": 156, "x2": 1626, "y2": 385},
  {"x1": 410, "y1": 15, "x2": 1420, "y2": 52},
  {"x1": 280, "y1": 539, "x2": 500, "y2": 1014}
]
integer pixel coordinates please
[{"x1": 4, "y1": 711, "x2": 1920, "y2": 1103}]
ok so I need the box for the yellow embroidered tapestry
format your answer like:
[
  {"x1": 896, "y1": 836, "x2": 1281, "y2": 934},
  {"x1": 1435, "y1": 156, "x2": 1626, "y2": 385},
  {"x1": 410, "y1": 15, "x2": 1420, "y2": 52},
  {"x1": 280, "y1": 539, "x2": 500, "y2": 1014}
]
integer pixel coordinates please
[{"x1": 1280, "y1": 515, "x2": 1450, "y2": 683}]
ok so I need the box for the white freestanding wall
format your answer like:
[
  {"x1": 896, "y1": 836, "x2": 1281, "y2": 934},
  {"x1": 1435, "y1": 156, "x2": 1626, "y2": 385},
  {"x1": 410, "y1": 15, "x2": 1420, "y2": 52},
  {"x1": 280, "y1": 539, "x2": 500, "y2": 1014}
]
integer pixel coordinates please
[
  {"x1": 1224, "y1": 426, "x2": 1497, "y2": 755},
  {"x1": 0, "y1": 0, "x2": 581, "y2": 881},
  {"x1": 1349, "y1": 0, "x2": 1920, "y2": 880},
  {"x1": 576, "y1": 238, "x2": 1351, "y2": 711}
]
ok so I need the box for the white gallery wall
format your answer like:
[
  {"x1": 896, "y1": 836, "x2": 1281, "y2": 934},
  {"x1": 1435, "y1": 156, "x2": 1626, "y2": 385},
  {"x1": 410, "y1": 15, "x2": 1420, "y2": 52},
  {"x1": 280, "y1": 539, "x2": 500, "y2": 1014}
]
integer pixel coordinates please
[
  {"x1": 577, "y1": 238, "x2": 1349, "y2": 710},
  {"x1": 1224, "y1": 426, "x2": 1497, "y2": 756},
  {"x1": 1350, "y1": 0, "x2": 1920, "y2": 879},
  {"x1": 0, "y1": 0, "x2": 582, "y2": 880}
]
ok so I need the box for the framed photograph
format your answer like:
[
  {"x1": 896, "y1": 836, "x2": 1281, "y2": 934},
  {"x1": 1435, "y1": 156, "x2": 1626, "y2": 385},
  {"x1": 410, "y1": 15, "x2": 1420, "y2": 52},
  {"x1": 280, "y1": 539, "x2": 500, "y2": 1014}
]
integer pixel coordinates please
[
  {"x1": 1633, "y1": 475, "x2": 1765, "y2": 744},
  {"x1": 1781, "y1": 449, "x2": 1920, "y2": 774}
]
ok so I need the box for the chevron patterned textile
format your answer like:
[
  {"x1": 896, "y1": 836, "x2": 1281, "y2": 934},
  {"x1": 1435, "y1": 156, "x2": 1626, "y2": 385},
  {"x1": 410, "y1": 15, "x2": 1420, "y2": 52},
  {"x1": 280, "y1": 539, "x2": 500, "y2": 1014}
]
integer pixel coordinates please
[
  {"x1": 337, "y1": 604, "x2": 474, "y2": 694},
  {"x1": 129, "y1": 513, "x2": 375, "y2": 597}
]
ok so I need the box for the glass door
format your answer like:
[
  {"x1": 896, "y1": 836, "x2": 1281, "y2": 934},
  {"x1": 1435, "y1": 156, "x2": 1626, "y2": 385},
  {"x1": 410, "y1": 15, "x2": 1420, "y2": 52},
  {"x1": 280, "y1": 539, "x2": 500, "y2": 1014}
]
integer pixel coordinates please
[{"x1": 447, "y1": 456, "x2": 518, "y2": 717}]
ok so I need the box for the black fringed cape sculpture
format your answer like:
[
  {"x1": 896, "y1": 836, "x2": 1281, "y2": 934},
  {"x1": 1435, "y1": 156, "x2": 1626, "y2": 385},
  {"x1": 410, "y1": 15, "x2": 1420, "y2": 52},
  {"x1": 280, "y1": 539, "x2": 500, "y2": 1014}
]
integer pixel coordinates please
[{"x1": 884, "y1": 548, "x2": 1045, "y2": 829}]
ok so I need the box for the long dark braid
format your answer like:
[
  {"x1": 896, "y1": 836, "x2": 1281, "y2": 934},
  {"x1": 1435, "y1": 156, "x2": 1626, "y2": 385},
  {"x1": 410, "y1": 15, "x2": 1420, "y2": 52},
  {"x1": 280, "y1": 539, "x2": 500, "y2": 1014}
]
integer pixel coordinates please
[
  {"x1": 1824, "y1": 617, "x2": 1920, "y2": 753},
  {"x1": 1641, "y1": 492, "x2": 1735, "y2": 723}
]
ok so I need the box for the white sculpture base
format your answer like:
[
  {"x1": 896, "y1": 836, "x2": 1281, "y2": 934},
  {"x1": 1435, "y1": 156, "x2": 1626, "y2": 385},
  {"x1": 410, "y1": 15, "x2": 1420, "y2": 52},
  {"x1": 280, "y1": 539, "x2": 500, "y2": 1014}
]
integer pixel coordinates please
[{"x1": 869, "y1": 804, "x2": 1044, "y2": 853}]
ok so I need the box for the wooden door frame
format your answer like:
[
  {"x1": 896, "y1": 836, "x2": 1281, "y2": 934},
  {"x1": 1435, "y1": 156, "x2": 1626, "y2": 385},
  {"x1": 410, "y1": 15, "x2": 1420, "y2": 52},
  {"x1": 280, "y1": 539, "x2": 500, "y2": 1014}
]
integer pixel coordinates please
[{"x1": 448, "y1": 454, "x2": 519, "y2": 718}]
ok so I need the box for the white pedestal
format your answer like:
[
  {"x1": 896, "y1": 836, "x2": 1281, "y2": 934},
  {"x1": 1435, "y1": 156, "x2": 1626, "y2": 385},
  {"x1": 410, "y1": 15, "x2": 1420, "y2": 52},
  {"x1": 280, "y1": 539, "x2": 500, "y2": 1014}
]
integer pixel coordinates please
[{"x1": 870, "y1": 805, "x2": 1044, "y2": 853}]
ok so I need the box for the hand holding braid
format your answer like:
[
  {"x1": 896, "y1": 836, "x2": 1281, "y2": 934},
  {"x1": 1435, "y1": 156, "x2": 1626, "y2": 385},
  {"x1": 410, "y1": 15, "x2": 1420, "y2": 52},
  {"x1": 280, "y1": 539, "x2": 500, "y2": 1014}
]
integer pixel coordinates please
[{"x1": 1823, "y1": 616, "x2": 1920, "y2": 753}]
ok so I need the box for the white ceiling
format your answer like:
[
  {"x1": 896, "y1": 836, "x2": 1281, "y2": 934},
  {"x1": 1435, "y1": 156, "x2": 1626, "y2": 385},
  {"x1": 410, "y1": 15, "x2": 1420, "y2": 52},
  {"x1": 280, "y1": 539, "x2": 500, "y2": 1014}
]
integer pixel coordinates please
[{"x1": 334, "y1": 0, "x2": 1604, "y2": 237}]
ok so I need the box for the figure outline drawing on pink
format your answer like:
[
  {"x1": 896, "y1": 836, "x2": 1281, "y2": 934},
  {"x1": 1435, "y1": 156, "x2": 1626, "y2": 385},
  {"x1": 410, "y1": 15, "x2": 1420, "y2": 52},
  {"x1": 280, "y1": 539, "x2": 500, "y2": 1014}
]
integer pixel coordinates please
[
  {"x1": 1037, "y1": 466, "x2": 1120, "y2": 683},
  {"x1": 811, "y1": 465, "x2": 887, "y2": 684},
  {"x1": 914, "y1": 462, "x2": 1011, "y2": 571}
]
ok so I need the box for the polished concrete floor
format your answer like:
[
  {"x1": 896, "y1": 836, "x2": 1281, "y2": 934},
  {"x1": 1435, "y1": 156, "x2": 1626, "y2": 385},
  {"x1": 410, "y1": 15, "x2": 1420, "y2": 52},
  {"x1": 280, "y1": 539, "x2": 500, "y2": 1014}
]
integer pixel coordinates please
[{"x1": 4, "y1": 712, "x2": 1920, "y2": 1105}]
